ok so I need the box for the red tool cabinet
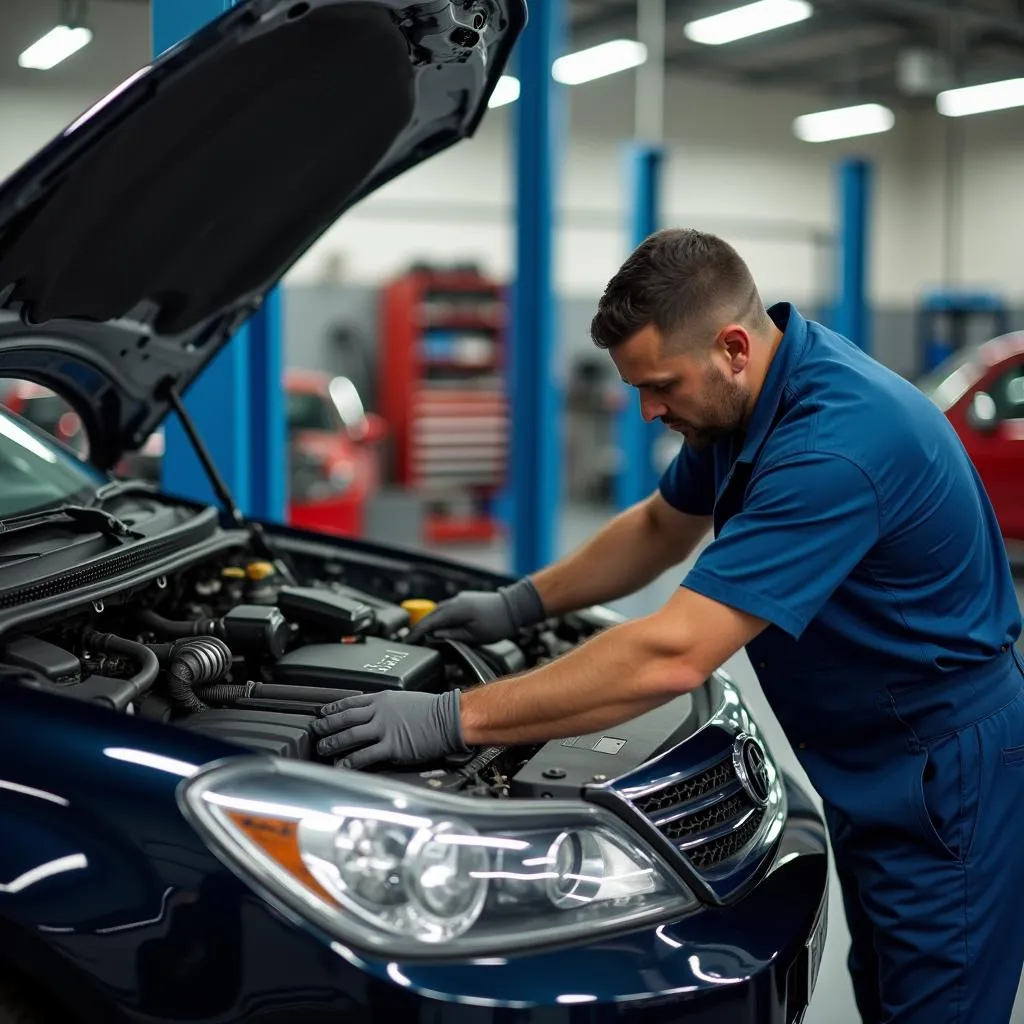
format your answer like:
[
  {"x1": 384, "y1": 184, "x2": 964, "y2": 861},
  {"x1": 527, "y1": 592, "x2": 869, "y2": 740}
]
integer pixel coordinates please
[{"x1": 379, "y1": 265, "x2": 508, "y2": 544}]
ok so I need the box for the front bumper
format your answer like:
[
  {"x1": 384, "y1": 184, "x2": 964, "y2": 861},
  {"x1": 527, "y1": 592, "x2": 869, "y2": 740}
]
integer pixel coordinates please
[
  {"x1": 7, "y1": 687, "x2": 827, "y2": 1024},
  {"x1": 13, "y1": 774, "x2": 826, "y2": 1024}
]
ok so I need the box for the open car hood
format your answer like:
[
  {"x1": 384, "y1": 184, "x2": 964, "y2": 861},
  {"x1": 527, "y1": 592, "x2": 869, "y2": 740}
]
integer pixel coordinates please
[{"x1": 0, "y1": 0, "x2": 523, "y2": 469}]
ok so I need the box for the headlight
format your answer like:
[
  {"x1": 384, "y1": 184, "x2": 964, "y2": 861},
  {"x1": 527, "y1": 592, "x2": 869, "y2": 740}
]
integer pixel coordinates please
[
  {"x1": 289, "y1": 453, "x2": 356, "y2": 501},
  {"x1": 179, "y1": 758, "x2": 696, "y2": 958},
  {"x1": 325, "y1": 459, "x2": 356, "y2": 493}
]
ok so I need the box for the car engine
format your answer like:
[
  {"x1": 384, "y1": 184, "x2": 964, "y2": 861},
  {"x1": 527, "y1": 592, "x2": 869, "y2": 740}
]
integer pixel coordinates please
[{"x1": 0, "y1": 530, "x2": 700, "y2": 800}]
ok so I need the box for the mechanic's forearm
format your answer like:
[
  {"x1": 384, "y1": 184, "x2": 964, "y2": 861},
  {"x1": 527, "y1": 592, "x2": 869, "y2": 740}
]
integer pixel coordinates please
[
  {"x1": 528, "y1": 498, "x2": 701, "y2": 618},
  {"x1": 458, "y1": 617, "x2": 703, "y2": 746}
]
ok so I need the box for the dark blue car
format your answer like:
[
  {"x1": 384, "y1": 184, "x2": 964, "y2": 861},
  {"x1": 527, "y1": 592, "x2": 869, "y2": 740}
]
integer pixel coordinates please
[{"x1": 0, "y1": 2, "x2": 829, "y2": 1021}]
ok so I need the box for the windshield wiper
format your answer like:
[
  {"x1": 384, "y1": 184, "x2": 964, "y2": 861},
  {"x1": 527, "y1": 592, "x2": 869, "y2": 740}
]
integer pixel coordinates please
[{"x1": 0, "y1": 505, "x2": 145, "y2": 541}]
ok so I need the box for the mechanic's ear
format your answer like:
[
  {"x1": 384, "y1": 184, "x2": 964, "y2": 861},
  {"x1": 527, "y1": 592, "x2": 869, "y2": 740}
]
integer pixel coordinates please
[{"x1": 718, "y1": 327, "x2": 751, "y2": 373}]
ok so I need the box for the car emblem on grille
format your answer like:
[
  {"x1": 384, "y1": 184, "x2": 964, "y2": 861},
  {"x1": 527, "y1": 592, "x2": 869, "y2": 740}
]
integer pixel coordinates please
[{"x1": 733, "y1": 734, "x2": 771, "y2": 806}]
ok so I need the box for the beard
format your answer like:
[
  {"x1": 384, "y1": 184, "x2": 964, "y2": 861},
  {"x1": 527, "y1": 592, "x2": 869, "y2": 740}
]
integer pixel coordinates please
[{"x1": 663, "y1": 364, "x2": 748, "y2": 451}]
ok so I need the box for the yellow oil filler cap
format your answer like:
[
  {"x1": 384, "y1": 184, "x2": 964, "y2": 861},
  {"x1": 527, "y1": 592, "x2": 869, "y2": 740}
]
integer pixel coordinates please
[
  {"x1": 401, "y1": 599, "x2": 436, "y2": 627},
  {"x1": 247, "y1": 561, "x2": 276, "y2": 581}
]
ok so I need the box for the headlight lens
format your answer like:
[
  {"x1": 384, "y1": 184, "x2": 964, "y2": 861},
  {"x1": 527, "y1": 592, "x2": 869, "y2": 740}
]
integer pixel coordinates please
[
  {"x1": 179, "y1": 759, "x2": 696, "y2": 957},
  {"x1": 289, "y1": 452, "x2": 356, "y2": 501}
]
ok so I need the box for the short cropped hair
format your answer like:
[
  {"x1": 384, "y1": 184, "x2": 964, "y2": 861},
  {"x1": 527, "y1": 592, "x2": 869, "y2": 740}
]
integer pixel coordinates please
[{"x1": 590, "y1": 228, "x2": 768, "y2": 350}]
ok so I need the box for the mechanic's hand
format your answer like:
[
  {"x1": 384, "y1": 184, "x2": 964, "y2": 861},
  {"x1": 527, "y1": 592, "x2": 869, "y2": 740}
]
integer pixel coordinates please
[
  {"x1": 311, "y1": 689, "x2": 470, "y2": 769},
  {"x1": 406, "y1": 577, "x2": 546, "y2": 644}
]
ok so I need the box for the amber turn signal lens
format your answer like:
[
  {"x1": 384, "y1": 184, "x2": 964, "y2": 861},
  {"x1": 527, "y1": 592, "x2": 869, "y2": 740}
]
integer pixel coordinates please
[{"x1": 225, "y1": 810, "x2": 337, "y2": 905}]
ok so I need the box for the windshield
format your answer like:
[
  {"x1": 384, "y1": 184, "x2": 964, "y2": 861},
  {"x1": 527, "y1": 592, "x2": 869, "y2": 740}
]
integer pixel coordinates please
[
  {"x1": 0, "y1": 408, "x2": 104, "y2": 517},
  {"x1": 916, "y1": 348, "x2": 985, "y2": 413},
  {"x1": 286, "y1": 392, "x2": 337, "y2": 433}
]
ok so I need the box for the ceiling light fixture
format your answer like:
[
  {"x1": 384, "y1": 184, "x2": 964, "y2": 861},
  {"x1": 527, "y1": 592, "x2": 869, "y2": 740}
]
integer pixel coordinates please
[
  {"x1": 936, "y1": 78, "x2": 1024, "y2": 117},
  {"x1": 487, "y1": 74, "x2": 521, "y2": 108},
  {"x1": 486, "y1": 39, "x2": 647, "y2": 109},
  {"x1": 684, "y1": 0, "x2": 812, "y2": 45},
  {"x1": 19, "y1": 25, "x2": 92, "y2": 70},
  {"x1": 792, "y1": 102, "x2": 895, "y2": 142},
  {"x1": 19, "y1": 0, "x2": 92, "y2": 71},
  {"x1": 552, "y1": 39, "x2": 647, "y2": 85}
]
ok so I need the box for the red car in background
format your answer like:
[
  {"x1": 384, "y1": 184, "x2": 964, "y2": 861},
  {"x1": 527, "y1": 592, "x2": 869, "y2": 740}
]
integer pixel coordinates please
[
  {"x1": 922, "y1": 332, "x2": 1024, "y2": 542},
  {"x1": 1, "y1": 371, "x2": 387, "y2": 539},
  {"x1": 284, "y1": 369, "x2": 387, "y2": 537},
  {"x1": 0, "y1": 381, "x2": 90, "y2": 455}
]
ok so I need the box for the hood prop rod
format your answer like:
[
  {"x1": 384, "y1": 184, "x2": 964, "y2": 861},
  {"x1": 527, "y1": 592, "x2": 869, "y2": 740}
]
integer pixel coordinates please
[{"x1": 165, "y1": 384, "x2": 296, "y2": 585}]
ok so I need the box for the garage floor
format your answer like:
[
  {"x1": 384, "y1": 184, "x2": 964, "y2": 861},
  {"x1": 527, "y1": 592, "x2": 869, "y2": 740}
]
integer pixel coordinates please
[{"x1": 436, "y1": 503, "x2": 1024, "y2": 1024}]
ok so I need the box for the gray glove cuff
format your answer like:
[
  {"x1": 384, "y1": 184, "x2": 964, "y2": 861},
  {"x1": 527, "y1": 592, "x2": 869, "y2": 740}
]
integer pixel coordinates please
[
  {"x1": 498, "y1": 577, "x2": 546, "y2": 631},
  {"x1": 439, "y1": 689, "x2": 471, "y2": 755}
]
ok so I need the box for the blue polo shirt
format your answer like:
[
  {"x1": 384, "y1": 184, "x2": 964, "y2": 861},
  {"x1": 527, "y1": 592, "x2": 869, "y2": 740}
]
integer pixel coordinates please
[{"x1": 660, "y1": 303, "x2": 1021, "y2": 685}]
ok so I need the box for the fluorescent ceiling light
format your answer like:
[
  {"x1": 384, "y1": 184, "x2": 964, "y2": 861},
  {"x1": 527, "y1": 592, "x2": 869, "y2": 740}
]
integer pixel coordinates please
[
  {"x1": 684, "y1": 0, "x2": 812, "y2": 45},
  {"x1": 19, "y1": 24, "x2": 92, "y2": 70},
  {"x1": 552, "y1": 39, "x2": 647, "y2": 85},
  {"x1": 488, "y1": 74, "x2": 520, "y2": 108},
  {"x1": 936, "y1": 78, "x2": 1024, "y2": 117},
  {"x1": 489, "y1": 40, "x2": 646, "y2": 109},
  {"x1": 792, "y1": 102, "x2": 894, "y2": 142}
]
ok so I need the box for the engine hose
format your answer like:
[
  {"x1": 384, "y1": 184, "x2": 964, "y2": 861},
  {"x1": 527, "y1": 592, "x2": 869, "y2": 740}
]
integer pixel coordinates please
[
  {"x1": 193, "y1": 681, "x2": 257, "y2": 705},
  {"x1": 146, "y1": 636, "x2": 232, "y2": 673},
  {"x1": 160, "y1": 637, "x2": 233, "y2": 714},
  {"x1": 138, "y1": 609, "x2": 221, "y2": 639},
  {"x1": 81, "y1": 629, "x2": 160, "y2": 710},
  {"x1": 457, "y1": 745, "x2": 506, "y2": 778}
]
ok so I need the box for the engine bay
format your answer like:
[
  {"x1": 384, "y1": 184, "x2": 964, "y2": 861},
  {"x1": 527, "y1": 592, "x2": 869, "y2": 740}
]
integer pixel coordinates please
[{"x1": 0, "y1": 530, "x2": 699, "y2": 800}]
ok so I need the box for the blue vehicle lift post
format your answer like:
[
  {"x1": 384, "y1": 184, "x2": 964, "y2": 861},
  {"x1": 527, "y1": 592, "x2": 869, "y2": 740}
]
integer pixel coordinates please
[
  {"x1": 614, "y1": 146, "x2": 665, "y2": 510},
  {"x1": 616, "y1": 0, "x2": 666, "y2": 511},
  {"x1": 833, "y1": 157, "x2": 871, "y2": 353},
  {"x1": 151, "y1": 0, "x2": 286, "y2": 523},
  {"x1": 916, "y1": 291, "x2": 1010, "y2": 373},
  {"x1": 510, "y1": 0, "x2": 565, "y2": 576}
]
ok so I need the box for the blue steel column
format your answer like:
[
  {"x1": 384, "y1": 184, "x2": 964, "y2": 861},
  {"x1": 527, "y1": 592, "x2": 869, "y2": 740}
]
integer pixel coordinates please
[
  {"x1": 152, "y1": 0, "x2": 285, "y2": 521},
  {"x1": 615, "y1": 144, "x2": 665, "y2": 510},
  {"x1": 510, "y1": 0, "x2": 565, "y2": 576},
  {"x1": 833, "y1": 158, "x2": 871, "y2": 353}
]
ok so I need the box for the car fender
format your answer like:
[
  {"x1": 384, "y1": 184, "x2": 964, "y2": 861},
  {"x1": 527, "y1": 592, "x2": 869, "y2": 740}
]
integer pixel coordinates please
[{"x1": 0, "y1": 684, "x2": 250, "y2": 1018}]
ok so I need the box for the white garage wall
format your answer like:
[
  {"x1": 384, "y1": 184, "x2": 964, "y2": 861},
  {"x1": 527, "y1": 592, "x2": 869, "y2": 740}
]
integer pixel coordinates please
[
  {"x1": 286, "y1": 70, "x2": 921, "y2": 306},
  {"x1": 956, "y1": 108, "x2": 1024, "y2": 303},
  {"x1": 0, "y1": 89, "x2": 101, "y2": 181},
  {"x1": 898, "y1": 105, "x2": 1024, "y2": 306}
]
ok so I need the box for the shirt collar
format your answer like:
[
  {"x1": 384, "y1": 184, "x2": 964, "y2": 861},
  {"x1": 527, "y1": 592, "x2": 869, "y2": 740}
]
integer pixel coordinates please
[{"x1": 735, "y1": 302, "x2": 809, "y2": 464}]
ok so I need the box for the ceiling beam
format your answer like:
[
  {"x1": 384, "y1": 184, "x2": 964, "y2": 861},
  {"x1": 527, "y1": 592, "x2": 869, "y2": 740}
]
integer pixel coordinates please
[
  {"x1": 699, "y1": 43, "x2": 1024, "y2": 98},
  {"x1": 570, "y1": 0, "x2": 695, "y2": 40},
  {"x1": 663, "y1": 7, "x2": 912, "y2": 74},
  {"x1": 851, "y1": 0, "x2": 1024, "y2": 46},
  {"x1": 571, "y1": 0, "x2": 639, "y2": 36},
  {"x1": 736, "y1": 39, "x2": 912, "y2": 84}
]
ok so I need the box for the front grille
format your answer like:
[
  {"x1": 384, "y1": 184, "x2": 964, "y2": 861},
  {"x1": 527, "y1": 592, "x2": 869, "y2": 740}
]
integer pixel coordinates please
[
  {"x1": 634, "y1": 759, "x2": 733, "y2": 817},
  {"x1": 688, "y1": 808, "x2": 765, "y2": 871},
  {"x1": 627, "y1": 752, "x2": 766, "y2": 874},
  {"x1": 659, "y1": 792, "x2": 751, "y2": 843}
]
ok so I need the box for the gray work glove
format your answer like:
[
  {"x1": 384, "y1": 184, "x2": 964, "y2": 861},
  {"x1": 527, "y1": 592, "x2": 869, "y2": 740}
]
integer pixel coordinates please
[
  {"x1": 311, "y1": 689, "x2": 470, "y2": 769},
  {"x1": 406, "y1": 577, "x2": 546, "y2": 644}
]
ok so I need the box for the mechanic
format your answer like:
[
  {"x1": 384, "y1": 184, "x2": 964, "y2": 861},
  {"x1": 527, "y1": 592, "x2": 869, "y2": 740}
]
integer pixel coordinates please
[{"x1": 311, "y1": 228, "x2": 1024, "y2": 1024}]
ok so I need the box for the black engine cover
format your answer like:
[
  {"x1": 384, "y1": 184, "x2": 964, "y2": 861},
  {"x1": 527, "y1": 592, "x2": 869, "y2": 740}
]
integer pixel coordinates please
[
  {"x1": 177, "y1": 709, "x2": 318, "y2": 759},
  {"x1": 273, "y1": 638, "x2": 441, "y2": 693},
  {"x1": 510, "y1": 693, "x2": 696, "y2": 799}
]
